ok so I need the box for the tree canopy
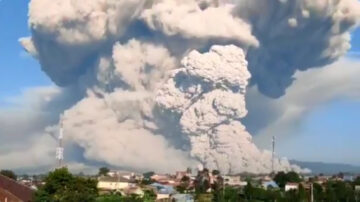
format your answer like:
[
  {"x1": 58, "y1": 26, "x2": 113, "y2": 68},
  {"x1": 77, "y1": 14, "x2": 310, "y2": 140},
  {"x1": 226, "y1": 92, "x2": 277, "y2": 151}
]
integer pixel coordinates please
[
  {"x1": 34, "y1": 168, "x2": 98, "y2": 202},
  {"x1": 96, "y1": 190, "x2": 156, "y2": 202},
  {"x1": 0, "y1": 169, "x2": 17, "y2": 180},
  {"x1": 98, "y1": 167, "x2": 110, "y2": 176},
  {"x1": 274, "y1": 171, "x2": 301, "y2": 188},
  {"x1": 143, "y1": 171, "x2": 155, "y2": 179}
]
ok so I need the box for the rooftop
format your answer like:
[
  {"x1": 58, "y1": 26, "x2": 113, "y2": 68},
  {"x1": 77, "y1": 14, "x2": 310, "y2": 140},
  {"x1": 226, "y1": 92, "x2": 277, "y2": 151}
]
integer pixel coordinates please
[{"x1": 0, "y1": 174, "x2": 34, "y2": 202}]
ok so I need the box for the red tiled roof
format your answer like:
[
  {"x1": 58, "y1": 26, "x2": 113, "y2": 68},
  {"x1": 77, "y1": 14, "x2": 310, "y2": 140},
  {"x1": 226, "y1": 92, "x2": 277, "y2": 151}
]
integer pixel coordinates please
[{"x1": 0, "y1": 175, "x2": 34, "y2": 202}]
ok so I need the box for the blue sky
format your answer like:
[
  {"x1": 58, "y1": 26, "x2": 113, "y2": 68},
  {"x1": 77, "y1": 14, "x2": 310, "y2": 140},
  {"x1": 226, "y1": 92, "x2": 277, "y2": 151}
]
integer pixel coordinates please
[
  {"x1": 1, "y1": 0, "x2": 360, "y2": 166},
  {"x1": 279, "y1": 99, "x2": 360, "y2": 165},
  {"x1": 0, "y1": 0, "x2": 51, "y2": 105}
]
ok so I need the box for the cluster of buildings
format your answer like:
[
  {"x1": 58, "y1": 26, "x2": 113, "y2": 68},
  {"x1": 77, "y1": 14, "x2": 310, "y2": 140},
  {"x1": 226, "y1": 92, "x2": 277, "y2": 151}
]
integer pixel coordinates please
[
  {"x1": 2, "y1": 168, "x2": 360, "y2": 202},
  {"x1": 96, "y1": 169, "x2": 252, "y2": 201},
  {"x1": 97, "y1": 170, "x2": 195, "y2": 201},
  {"x1": 255, "y1": 173, "x2": 360, "y2": 192},
  {"x1": 97, "y1": 169, "x2": 360, "y2": 201}
]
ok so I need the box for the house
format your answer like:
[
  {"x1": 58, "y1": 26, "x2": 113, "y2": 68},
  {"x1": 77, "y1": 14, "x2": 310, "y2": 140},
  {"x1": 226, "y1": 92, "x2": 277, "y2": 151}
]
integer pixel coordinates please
[
  {"x1": 343, "y1": 175, "x2": 354, "y2": 182},
  {"x1": 171, "y1": 194, "x2": 194, "y2": 202},
  {"x1": 149, "y1": 183, "x2": 176, "y2": 200},
  {"x1": 151, "y1": 174, "x2": 177, "y2": 186},
  {"x1": 156, "y1": 194, "x2": 171, "y2": 201},
  {"x1": 97, "y1": 175, "x2": 135, "y2": 191},
  {"x1": 355, "y1": 185, "x2": 360, "y2": 192},
  {"x1": 300, "y1": 182, "x2": 311, "y2": 191},
  {"x1": 262, "y1": 181, "x2": 279, "y2": 190},
  {"x1": 223, "y1": 175, "x2": 247, "y2": 187},
  {"x1": 175, "y1": 171, "x2": 189, "y2": 181},
  {"x1": 149, "y1": 183, "x2": 176, "y2": 195},
  {"x1": 285, "y1": 183, "x2": 299, "y2": 191},
  {"x1": 121, "y1": 186, "x2": 144, "y2": 197},
  {"x1": 107, "y1": 171, "x2": 142, "y2": 181},
  {"x1": 0, "y1": 174, "x2": 34, "y2": 202},
  {"x1": 315, "y1": 176, "x2": 330, "y2": 185}
]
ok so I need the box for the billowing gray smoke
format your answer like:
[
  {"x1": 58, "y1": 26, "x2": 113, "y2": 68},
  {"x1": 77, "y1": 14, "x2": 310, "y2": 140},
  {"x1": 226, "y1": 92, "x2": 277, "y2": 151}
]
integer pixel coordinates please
[
  {"x1": 20, "y1": 0, "x2": 359, "y2": 174},
  {"x1": 234, "y1": 0, "x2": 360, "y2": 97}
]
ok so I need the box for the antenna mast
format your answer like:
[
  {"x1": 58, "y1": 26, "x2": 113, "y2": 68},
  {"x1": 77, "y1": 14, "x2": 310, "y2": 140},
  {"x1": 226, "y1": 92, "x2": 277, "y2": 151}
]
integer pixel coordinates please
[
  {"x1": 56, "y1": 115, "x2": 64, "y2": 168},
  {"x1": 272, "y1": 136, "x2": 275, "y2": 174}
]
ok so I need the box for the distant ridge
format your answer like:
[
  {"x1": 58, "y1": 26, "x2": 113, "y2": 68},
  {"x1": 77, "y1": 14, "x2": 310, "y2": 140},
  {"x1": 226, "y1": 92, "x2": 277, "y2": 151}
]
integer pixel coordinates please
[{"x1": 291, "y1": 160, "x2": 360, "y2": 174}]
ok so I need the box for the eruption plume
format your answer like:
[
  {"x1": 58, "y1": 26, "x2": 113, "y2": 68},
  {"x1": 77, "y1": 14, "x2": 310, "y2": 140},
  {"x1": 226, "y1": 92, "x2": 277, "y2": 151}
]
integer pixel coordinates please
[{"x1": 20, "y1": 0, "x2": 360, "y2": 173}]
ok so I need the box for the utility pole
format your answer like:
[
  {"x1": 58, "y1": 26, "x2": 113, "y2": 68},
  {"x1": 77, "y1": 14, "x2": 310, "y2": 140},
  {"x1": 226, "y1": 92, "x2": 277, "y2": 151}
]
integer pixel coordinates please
[
  {"x1": 310, "y1": 183, "x2": 314, "y2": 202},
  {"x1": 56, "y1": 115, "x2": 64, "y2": 168}
]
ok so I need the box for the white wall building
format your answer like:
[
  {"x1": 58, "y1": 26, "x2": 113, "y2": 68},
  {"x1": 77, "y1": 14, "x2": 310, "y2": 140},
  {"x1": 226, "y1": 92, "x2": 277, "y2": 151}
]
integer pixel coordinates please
[
  {"x1": 285, "y1": 183, "x2": 299, "y2": 191},
  {"x1": 97, "y1": 176, "x2": 134, "y2": 191},
  {"x1": 223, "y1": 175, "x2": 247, "y2": 186}
]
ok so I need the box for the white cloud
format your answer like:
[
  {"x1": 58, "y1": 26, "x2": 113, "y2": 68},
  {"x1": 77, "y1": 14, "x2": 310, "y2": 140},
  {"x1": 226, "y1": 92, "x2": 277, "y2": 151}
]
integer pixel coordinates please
[
  {"x1": 0, "y1": 135, "x2": 55, "y2": 171},
  {"x1": 0, "y1": 87, "x2": 60, "y2": 171},
  {"x1": 0, "y1": 86, "x2": 60, "y2": 143},
  {"x1": 0, "y1": 86, "x2": 87, "y2": 173}
]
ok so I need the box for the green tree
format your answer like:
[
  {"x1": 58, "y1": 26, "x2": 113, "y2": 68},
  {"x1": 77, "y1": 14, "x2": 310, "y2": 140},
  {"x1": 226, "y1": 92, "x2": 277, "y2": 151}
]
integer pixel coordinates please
[
  {"x1": 211, "y1": 174, "x2": 225, "y2": 202},
  {"x1": 141, "y1": 171, "x2": 155, "y2": 185},
  {"x1": 98, "y1": 167, "x2": 110, "y2": 176},
  {"x1": 34, "y1": 168, "x2": 98, "y2": 202},
  {"x1": 313, "y1": 183, "x2": 324, "y2": 201},
  {"x1": 176, "y1": 175, "x2": 191, "y2": 193},
  {"x1": 96, "y1": 194, "x2": 143, "y2": 202},
  {"x1": 274, "y1": 171, "x2": 301, "y2": 189},
  {"x1": 143, "y1": 171, "x2": 155, "y2": 179},
  {"x1": 322, "y1": 180, "x2": 358, "y2": 202},
  {"x1": 223, "y1": 186, "x2": 241, "y2": 202},
  {"x1": 96, "y1": 193, "x2": 123, "y2": 202},
  {"x1": 96, "y1": 190, "x2": 155, "y2": 202},
  {"x1": 286, "y1": 171, "x2": 301, "y2": 183},
  {"x1": 243, "y1": 182, "x2": 255, "y2": 200},
  {"x1": 143, "y1": 190, "x2": 156, "y2": 202},
  {"x1": 274, "y1": 172, "x2": 288, "y2": 188},
  {"x1": 196, "y1": 194, "x2": 213, "y2": 202},
  {"x1": 195, "y1": 168, "x2": 211, "y2": 194},
  {"x1": 324, "y1": 182, "x2": 337, "y2": 202},
  {"x1": 283, "y1": 189, "x2": 299, "y2": 202},
  {"x1": 354, "y1": 176, "x2": 360, "y2": 185},
  {"x1": 297, "y1": 184, "x2": 307, "y2": 202},
  {"x1": 333, "y1": 181, "x2": 354, "y2": 202},
  {"x1": 0, "y1": 170, "x2": 17, "y2": 180},
  {"x1": 212, "y1": 170, "x2": 220, "y2": 176}
]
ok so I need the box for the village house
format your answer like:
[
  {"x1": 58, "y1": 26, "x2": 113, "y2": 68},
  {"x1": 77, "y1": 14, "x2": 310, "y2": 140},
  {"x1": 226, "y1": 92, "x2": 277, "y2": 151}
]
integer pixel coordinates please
[
  {"x1": 175, "y1": 171, "x2": 189, "y2": 181},
  {"x1": 149, "y1": 183, "x2": 176, "y2": 201},
  {"x1": 314, "y1": 175, "x2": 331, "y2": 185},
  {"x1": 171, "y1": 193, "x2": 194, "y2": 202},
  {"x1": 107, "y1": 171, "x2": 142, "y2": 181},
  {"x1": 223, "y1": 175, "x2": 248, "y2": 187},
  {"x1": 261, "y1": 180, "x2": 279, "y2": 190},
  {"x1": 151, "y1": 174, "x2": 177, "y2": 186},
  {"x1": 97, "y1": 175, "x2": 136, "y2": 192},
  {"x1": 355, "y1": 185, "x2": 360, "y2": 192},
  {"x1": 0, "y1": 174, "x2": 34, "y2": 202},
  {"x1": 285, "y1": 182, "x2": 299, "y2": 191}
]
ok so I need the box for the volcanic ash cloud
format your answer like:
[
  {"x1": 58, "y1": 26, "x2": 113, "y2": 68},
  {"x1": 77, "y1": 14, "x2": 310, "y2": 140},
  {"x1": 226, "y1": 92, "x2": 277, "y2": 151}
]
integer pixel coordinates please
[
  {"x1": 157, "y1": 45, "x2": 304, "y2": 174},
  {"x1": 18, "y1": 0, "x2": 360, "y2": 174}
]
